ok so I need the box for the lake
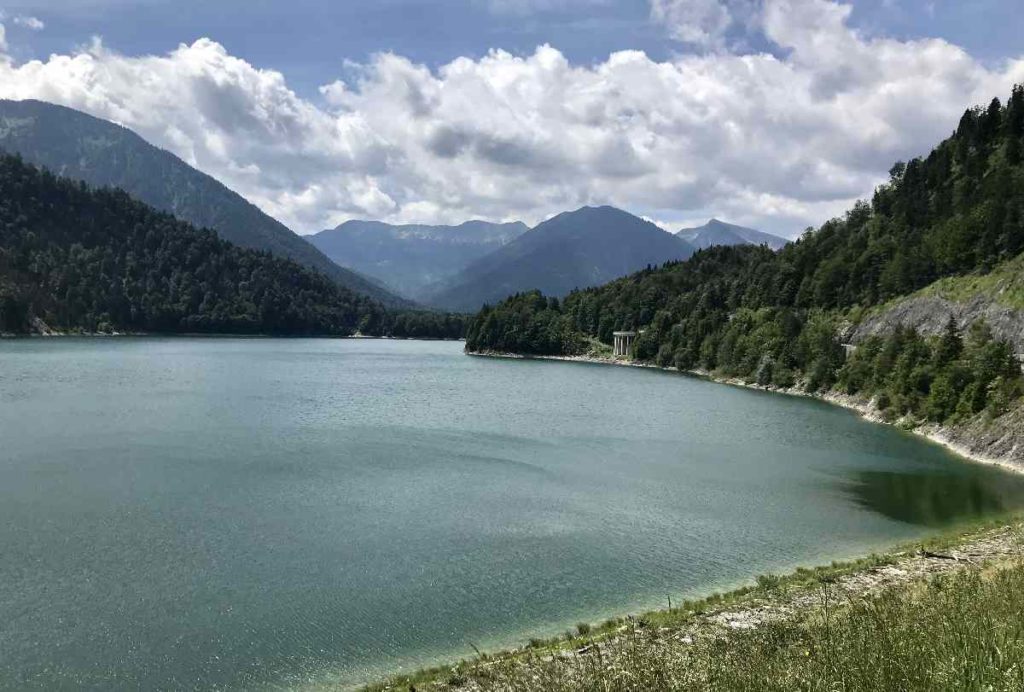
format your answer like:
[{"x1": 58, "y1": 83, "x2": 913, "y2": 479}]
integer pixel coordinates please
[{"x1": 2, "y1": 338, "x2": 1023, "y2": 690}]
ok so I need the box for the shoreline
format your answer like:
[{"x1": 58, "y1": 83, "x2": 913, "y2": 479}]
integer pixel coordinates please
[
  {"x1": 366, "y1": 517, "x2": 1024, "y2": 691},
  {"x1": 0, "y1": 331, "x2": 465, "y2": 341},
  {"x1": 363, "y1": 350, "x2": 1024, "y2": 690},
  {"x1": 466, "y1": 350, "x2": 1024, "y2": 477}
]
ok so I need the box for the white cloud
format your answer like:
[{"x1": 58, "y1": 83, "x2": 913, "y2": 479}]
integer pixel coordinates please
[
  {"x1": 650, "y1": 0, "x2": 733, "y2": 48},
  {"x1": 650, "y1": 0, "x2": 760, "y2": 49},
  {"x1": 0, "y1": 24, "x2": 6, "y2": 53},
  {"x1": 0, "y1": 0, "x2": 1022, "y2": 237},
  {"x1": 13, "y1": 16, "x2": 44, "y2": 30}
]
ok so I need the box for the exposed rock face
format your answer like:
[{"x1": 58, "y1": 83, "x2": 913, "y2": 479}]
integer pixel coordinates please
[
  {"x1": 29, "y1": 316, "x2": 58, "y2": 336},
  {"x1": 846, "y1": 294, "x2": 1024, "y2": 354},
  {"x1": 838, "y1": 292, "x2": 1024, "y2": 471},
  {"x1": 927, "y1": 406, "x2": 1024, "y2": 470}
]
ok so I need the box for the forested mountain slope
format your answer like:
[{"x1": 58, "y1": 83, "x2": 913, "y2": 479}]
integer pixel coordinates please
[
  {"x1": 0, "y1": 99, "x2": 407, "y2": 306},
  {"x1": 466, "y1": 86, "x2": 1024, "y2": 432},
  {"x1": 0, "y1": 154, "x2": 464, "y2": 338},
  {"x1": 428, "y1": 206, "x2": 695, "y2": 313}
]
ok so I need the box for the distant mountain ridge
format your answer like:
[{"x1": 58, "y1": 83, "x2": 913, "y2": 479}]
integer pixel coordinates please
[
  {"x1": 0, "y1": 98, "x2": 407, "y2": 306},
  {"x1": 677, "y1": 219, "x2": 788, "y2": 251},
  {"x1": 309, "y1": 219, "x2": 527, "y2": 299},
  {"x1": 426, "y1": 206, "x2": 695, "y2": 313}
]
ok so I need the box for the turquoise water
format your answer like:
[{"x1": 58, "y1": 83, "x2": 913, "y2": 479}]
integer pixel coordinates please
[{"x1": 2, "y1": 338, "x2": 1023, "y2": 690}]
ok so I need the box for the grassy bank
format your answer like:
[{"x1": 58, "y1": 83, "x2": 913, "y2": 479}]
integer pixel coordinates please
[
  {"x1": 364, "y1": 518, "x2": 1023, "y2": 691},
  {"x1": 912, "y1": 252, "x2": 1024, "y2": 311}
]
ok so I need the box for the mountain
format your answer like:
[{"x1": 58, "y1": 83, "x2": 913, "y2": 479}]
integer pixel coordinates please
[
  {"x1": 676, "y1": 219, "x2": 788, "y2": 251},
  {"x1": 309, "y1": 219, "x2": 527, "y2": 299},
  {"x1": 465, "y1": 85, "x2": 1024, "y2": 442},
  {"x1": 0, "y1": 98, "x2": 406, "y2": 306},
  {"x1": 426, "y1": 206, "x2": 695, "y2": 313},
  {"x1": 0, "y1": 153, "x2": 380, "y2": 335},
  {"x1": 0, "y1": 153, "x2": 466, "y2": 338}
]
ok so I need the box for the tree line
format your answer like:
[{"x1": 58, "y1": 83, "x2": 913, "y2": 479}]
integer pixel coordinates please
[{"x1": 0, "y1": 153, "x2": 467, "y2": 338}]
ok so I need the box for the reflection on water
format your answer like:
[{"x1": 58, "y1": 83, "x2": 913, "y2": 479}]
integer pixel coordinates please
[{"x1": 849, "y1": 469, "x2": 1024, "y2": 526}]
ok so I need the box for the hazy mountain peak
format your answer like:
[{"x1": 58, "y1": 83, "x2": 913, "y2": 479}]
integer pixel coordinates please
[
  {"x1": 426, "y1": 205, "x2": 694, "y2": 313},
  {"x1": 677, "y1": 218, "x2": 787, "y2": 251},
  {"x1": 330, "y1": 218, "x2": 526, "y2": 243},
  {"x1": 309, "y1": 218, "x2": 528, "y2": 300}
]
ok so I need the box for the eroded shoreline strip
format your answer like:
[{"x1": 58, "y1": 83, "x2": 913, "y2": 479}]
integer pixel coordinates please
[{"x1": 466, "y1": 350, "x2": 1024, "y2": 477}]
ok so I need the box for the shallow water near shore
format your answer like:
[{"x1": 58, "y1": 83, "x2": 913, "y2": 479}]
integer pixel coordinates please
[{"x1": 2, "y1": 338, "x2": 1024, "y2": 690}]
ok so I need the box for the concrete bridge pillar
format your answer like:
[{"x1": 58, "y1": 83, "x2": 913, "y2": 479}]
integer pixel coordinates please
[{"x1": 613, "y1": 331, "x2": 637, "y2": 357}]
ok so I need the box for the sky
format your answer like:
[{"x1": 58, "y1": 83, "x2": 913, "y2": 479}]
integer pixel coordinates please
[{"x1": 0, "y1": 0, "x2": 1022, "y2": 237}]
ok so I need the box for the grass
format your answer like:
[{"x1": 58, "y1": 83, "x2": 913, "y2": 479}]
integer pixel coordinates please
[
  {"x1": 582, "y1": 337, "x2": 613, "y2": 358},
  {"x1": 473, "y1": 561, "x2": 1024, "y2": 691},
  {"x1": 363, "y1": 516, "x2": 1023, "y2": 691},
  {"x1": 853, "y1": 251, "x2": 1024, "y2": 325},
  {"x1": 917, "y1": 252, "x2": 1024, "y2": 310}
]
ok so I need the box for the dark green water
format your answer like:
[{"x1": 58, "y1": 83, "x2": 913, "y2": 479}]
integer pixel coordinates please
[{"x1": 2, "y1": 338, "x2": 1023, "y2": 690}]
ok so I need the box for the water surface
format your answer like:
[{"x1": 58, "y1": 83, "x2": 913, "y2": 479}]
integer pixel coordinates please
[{"x1": 1, "y1": 338, "x2": 1023, "y2": 689}]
